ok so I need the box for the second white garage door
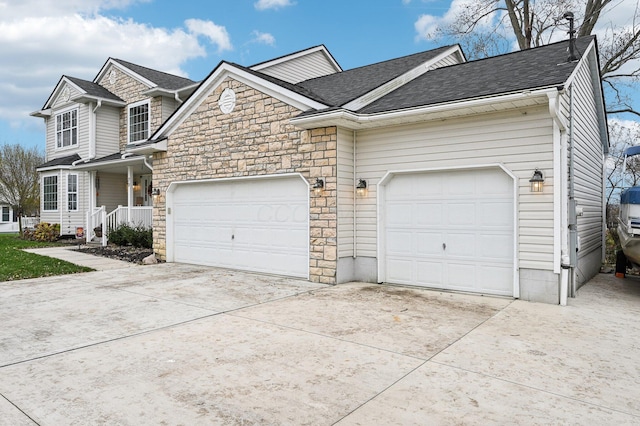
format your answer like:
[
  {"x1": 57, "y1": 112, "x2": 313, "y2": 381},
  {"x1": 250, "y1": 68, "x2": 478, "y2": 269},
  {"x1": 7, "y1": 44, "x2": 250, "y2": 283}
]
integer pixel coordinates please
[
  {"x1": 169, "y1": 176, "x2": 309, "y2": 278},
  {"x1": 382, "y1": 168, "x2": 514, "y2": 296}
]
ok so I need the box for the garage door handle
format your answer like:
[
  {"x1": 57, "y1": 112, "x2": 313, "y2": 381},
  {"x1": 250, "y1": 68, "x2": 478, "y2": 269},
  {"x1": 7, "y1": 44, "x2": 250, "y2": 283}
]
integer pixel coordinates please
[
  {"x1": 231, "y1": 234, "x2": 235, "y2": 240},
  {"x1": 442, "y1": 243, "x2": 446, "y2": 250}
]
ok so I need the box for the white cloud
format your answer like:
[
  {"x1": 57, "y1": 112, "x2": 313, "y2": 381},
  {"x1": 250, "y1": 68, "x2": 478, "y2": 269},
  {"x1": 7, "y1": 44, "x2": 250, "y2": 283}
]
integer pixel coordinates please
[
  {"x1": 251, "y1": 31, "x2": 276, "y2": 46},
  {"x1": 413, "y1": 0, "x2": 497, "y2": 42},
  {"x1": 0, "y1": 0, "x2": 232, "y2": 136},
  {"x1": 185, "y1": 19, "x2": 233, "y2": 53},
  {"x1": 254, "y1": 0, "x2": 294, "y2": 11}
]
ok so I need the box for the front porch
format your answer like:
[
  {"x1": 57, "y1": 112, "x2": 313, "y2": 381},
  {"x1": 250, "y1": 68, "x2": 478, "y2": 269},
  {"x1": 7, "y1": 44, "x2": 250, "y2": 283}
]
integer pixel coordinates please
[
  {"x1": 75, "y1": 153, "x2": 154, "y2": 246},
  {"x1": 86, "y1": 205, "x2": 153, "y2": 245}
]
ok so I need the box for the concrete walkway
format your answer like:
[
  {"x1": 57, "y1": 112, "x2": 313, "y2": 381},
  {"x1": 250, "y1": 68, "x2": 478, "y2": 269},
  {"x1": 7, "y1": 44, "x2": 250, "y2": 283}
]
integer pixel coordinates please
[
  {"x1": 0, "y1": 264, "x2": 639, "y2": 424},
  {"x1": 22, "y1": 246, "x2": 135, "y2": 270}
]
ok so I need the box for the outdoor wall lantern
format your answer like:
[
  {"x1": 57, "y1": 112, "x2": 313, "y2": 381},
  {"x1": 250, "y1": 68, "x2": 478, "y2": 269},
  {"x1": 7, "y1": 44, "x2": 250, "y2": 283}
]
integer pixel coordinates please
[
  {"x1": 151, "y1": 188, "x2": 160, "y2": 197},
  {"x1": 356, "y1": 179, "x2": 368, "y2": 196},
  {"x1": 312, "y1": 177, "x2": 325, "y2": 195},
  {"x1": 529, "y1": 169, "x2": 544, "y2": 193}
]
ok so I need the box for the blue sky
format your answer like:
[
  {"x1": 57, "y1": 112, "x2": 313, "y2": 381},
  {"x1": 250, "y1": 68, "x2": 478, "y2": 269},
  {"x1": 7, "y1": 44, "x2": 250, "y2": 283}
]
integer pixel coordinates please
[{"x1": 0, "y1": 0, "x2": 637, "y2": 151}]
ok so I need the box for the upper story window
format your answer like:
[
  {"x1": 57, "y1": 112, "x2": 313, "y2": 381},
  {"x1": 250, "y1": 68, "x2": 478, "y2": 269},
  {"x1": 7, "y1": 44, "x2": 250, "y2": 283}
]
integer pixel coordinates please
[
  {"x1": 128, "y1": 100, "x2": 149, "y2": 144},
  {"x1": 55, "y1": 109, "x2": 78, "y2": 149},
  {"x1": 67, "y1": 174, "x2": 78, "y2": 211},
  {"x1": 43, "y1": 176, "x2": 58, "y2": 211}
]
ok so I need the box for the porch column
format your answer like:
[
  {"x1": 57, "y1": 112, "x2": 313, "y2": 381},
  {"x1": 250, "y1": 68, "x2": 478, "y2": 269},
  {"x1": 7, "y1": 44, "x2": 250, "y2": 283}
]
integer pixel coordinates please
[
  {"x1": 89, "y1": 171, "x2": 97, "y2": 210},
  {"x1": 127, "y1": 166, "x2": 133, "y2": 224}
]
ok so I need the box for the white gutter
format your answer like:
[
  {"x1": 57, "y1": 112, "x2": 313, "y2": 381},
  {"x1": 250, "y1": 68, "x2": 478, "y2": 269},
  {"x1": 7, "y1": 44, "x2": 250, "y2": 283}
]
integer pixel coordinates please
[
  {"x1": 291, "y1": 87, "x2": 559, "y2": 130},
  {"x1": 90, "y1": 100, "x2": 102, "y2": 160},
  {"x1": 143, "y1": 155, "x2": 153, "y2": 171}
]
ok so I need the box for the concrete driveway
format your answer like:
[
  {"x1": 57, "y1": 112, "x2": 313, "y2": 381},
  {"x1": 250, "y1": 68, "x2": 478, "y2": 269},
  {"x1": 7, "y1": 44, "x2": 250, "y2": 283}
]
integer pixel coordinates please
[{"x1": 1, "y1": 264, "x2": 639, "y2": 425}]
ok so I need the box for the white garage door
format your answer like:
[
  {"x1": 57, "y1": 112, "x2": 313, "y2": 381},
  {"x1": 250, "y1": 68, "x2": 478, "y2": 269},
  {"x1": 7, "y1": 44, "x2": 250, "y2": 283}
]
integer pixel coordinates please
[
  {"x1": 170, "y1": 176, "x2": 309, "y2": 278},
  {"x1": 383, "y1": 168, "x2": 514, "y2": 296}
]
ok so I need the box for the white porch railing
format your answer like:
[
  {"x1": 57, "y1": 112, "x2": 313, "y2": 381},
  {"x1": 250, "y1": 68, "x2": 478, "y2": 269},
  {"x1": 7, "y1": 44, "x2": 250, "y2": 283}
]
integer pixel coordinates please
[
  {"x1": 106, "y1": 206, "x2": 153, "y2": 233},
  {"x1": 86, "y1": 206, "x2": 107, "y2": 246},
  {"x1": 21, "y1": 217, "x2": 40, "y2": 229},
  {"x1": 87, "y1": 205, "x2": 152, "y2": 246}
]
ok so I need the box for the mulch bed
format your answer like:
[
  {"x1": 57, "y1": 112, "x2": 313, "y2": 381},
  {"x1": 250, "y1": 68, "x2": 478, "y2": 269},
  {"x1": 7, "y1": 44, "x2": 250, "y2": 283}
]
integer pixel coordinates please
[{"x1": 72, "y1": 243, "x2": 155, "y2": 264}]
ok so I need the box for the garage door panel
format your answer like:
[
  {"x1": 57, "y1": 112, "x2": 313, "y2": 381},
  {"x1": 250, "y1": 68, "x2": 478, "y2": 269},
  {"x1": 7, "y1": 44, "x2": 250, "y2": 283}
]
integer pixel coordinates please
[
  {"x1": 416, "y1": 261, "x2": 444, "y2": 286},
  {"x1": 387, "y1": 258, "x2": 414, "y2": 282},
  {"x1": 171, "y1": 176, "x2": 308, "y2": 278},
  {"x1": 478, "y1": 234, "x2": 513, "y2": 261},
  {"x1": 416, "y1": 232, "x2": 444, "y2": 256},
  {"x1": 384, "y1": 168, "x2": 514, "y2": 296},
  {"x1": 416, "y1": 203, "x2": 442, "y2": 225},
  {"x1": 446, "y1": 203, "x2": 476, "y2": 226}
]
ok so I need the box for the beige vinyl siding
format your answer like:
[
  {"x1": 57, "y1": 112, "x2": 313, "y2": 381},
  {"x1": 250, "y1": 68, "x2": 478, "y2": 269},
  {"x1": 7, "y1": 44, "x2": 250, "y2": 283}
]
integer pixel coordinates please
[
  {"x1": 46, "y1": 101, "x2": 90, "y2": 160},
  {"x1": 569, "y1": 55, "x2": 605, "y2": 262},
  {"x1": 96, "y1": 172, "x2": 127, "y2": 212},
  {"x1": 429, "y1": 52, "x2": 463, "y2": 70},
  {"x1": 162, "y1": 96, "x2": 179, "y2": 121},
  {"x1": 257, "y1": 50, "x2": 338, "y2": 84},
  {"x1": 355, "y1": 106, "x2": 555, "y2": 271},
  {"x1": 95, "y1": 106, "x2": 121, "y2": 157},
  {"x1": 59, "y1": 171, "x2": 89, "y2": 235},
  {"x1": 337, "y1": 128, "x2": 354, "y2": 258}
]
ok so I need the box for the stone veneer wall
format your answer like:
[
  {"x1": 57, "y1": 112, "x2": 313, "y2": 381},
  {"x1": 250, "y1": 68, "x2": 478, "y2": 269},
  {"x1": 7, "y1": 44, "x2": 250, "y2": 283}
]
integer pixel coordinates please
[
  {"x1": 97, "y1": 65, "x2": 163, "y2": 151},
  {"x1": 152, "y1": 77, "x2": 338, "y2": 284}
]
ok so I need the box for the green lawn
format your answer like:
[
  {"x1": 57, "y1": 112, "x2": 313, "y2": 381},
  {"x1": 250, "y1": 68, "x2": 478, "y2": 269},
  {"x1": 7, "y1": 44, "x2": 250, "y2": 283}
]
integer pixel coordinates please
[{"x1": 0, "y1": 234, "x2": 93, "y2": 282}]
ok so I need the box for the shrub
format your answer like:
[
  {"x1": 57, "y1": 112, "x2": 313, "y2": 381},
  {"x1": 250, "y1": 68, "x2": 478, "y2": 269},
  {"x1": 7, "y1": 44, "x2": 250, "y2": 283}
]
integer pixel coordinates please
[
  {"x1": 108, "y1": 224, "x2": 152, "y2": 249},
  {"x1": 23, "y1": 222, "x2": 60, "y2": 242}
]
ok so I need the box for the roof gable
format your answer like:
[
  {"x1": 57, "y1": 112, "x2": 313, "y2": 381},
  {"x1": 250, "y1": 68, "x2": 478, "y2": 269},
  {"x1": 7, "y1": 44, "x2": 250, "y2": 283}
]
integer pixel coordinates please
[
  {"x1": 94, "y1": 58, "x2": 197, "y2": 91},
  {"x1": 359, "y1": 36, "x2": 596, "y2": 114},
  {"x1": 148, "y1": 61, "x2": 329, "y2": 142},
  {"x1": 296, "y1": 45, "x2": 460, "y2": 107},
  {"x1": 37, "y1": 76, "x2": 123, "y2": 111},
  {"x1": 250, "y1": 45, "x2": 342, "y2": 84}
]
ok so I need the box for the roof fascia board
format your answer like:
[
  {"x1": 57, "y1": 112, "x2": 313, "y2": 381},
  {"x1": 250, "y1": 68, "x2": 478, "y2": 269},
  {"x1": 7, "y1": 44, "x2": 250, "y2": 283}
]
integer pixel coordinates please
[
  {"x1": 36, "y1": 165, "x2": 74, "y2": 172},
  {"x1": 72, "y1": 155, "x2": 145, "y2": 170},
  {"x1": 71, "y1": 94, "x2": 126, "y2": 107},
  {"x1": 251, "y1": 45, "x2": 342, "y2": 73},
  {"x1": 143, "y1": 82, "x2": 200, "y2": 98},
  {"x1": 42, "y1": 76, "x2": 86, "y2": 110},
  {"x1": 94, "y1": 58, "x2": 156, "y2": 88},
  {"x1": 291, "y1": 87, "x2": 559, "y2": 129},
  {"x1": 151, "y1": 63, "x2": 328, "y2": 141},
  {"x1": 343, "y1": 45, "x2": 465, "y2": 111},
  {"x1": 126, "y1": 139, "x2": 168, "y2": 154},
  {"x1": 30, "y1": 109, "x2": 52, "y2": 118}
]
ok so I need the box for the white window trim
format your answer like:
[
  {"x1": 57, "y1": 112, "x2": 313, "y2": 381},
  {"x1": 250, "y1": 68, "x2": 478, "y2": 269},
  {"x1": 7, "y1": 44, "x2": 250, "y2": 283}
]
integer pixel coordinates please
[
  {"x1": 67, "y1": 173, "x2": 78, "y2": 212},
  {"x1": 54, "y1": 106, "x2": 79, "y2": 151},
  {"x1": 1, "y1": 206, "x2": 10, "y2": 223},
  {"x1": 128, "y1": 99, "x2": 150, "y2": 144},
  {"x1": 42, "y1": 174, "x2": 59, "y2": 212}
]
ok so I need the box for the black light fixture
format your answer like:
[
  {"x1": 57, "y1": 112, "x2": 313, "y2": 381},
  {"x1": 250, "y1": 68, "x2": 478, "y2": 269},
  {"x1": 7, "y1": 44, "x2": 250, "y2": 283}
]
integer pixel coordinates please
[
  {"x1": 529, "y1": 169, "x2": 544, "y2": 193},
  {"x1": 312, "y1": 177, "x2": 325, "y2": 195},
  {"x1": 356, "y1": 179, "x2": 367, "y2": 196},
  {"x1": 151, "y1": 188, "x2": 160, "y2": 197}
]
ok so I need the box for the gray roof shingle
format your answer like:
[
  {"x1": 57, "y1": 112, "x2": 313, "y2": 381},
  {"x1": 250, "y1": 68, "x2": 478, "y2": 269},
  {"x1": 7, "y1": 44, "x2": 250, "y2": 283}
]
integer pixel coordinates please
[
  {"x1": 358, "y1": 36, "x2": 595, "y2": 114},
  {"x1": 37, "y1": 153, "x2": 81, "y2": 169},
  {"x1": 66, "y1": 76, "x2": 123, "y2": 102},
  {"x1": 296, "y1": 45, "x2": 459, "y2": 107},
  {"x1": 111, "y1": 59, "x2": 197, "y2": 90}
]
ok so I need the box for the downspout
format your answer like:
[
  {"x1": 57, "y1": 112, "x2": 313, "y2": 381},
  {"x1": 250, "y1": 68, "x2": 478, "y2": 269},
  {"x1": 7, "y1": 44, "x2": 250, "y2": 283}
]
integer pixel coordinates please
[
  {"x1": 143, "y1": 155, "x2": 153, "y2": 171},
  {"x1": 567, "y1": 85, "x2": 578, "y2": 297},
  {"x1": 353, "y1": 130, "x2": 357, "y2": 259},
  {"x1": 549, "y1": 88, "x2": 570, "y2": 306},
  {"x1": 90, "y1": 100, "x2": 101, "y2": 160}
]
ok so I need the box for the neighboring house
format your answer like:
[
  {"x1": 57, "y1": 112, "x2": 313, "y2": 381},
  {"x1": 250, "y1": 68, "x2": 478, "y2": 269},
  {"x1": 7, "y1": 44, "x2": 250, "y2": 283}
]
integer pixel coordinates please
[
  {"x1": 31, "y1": 59, "x2": 198, "y2": 238},
  {"x1": 33, "y1": 37, "x2": 607, "y2": 304},
  {"x1": 0, "y1": 201, "x2": 17, "y2": 233}
]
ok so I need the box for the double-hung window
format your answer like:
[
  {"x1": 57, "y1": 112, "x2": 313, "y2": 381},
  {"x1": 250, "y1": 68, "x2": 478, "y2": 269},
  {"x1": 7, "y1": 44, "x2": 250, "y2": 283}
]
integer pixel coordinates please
[
  {"x1": 43, "y1": 176, "x2": 58, "y2": 211},
  {"x1": 55, "y1": 109, "x2": 78, "y2": 148},
  {"x1": 128, "y1": 100, "x2": 149, "y2": 144},
  {"x1": 1, "y1": 206, "x2": 9, "y2": 222},
  {"x1": 67, "y1": 174, "x2": 78, "y2": 211}
]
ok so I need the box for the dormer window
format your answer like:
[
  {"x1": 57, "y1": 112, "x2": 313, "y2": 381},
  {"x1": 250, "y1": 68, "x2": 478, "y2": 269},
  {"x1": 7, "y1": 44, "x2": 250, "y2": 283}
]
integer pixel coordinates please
[
  {"x1": 128, "y1": 100, "x2": 149, "y2": 144},
  {"x1": 55, "y1": 109, "x2": 78, "y2": 148}
]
